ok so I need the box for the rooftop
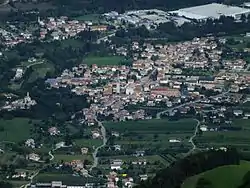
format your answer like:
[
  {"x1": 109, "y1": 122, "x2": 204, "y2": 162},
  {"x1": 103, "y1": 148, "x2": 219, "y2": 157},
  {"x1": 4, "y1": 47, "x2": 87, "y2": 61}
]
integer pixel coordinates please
[{"x1": 171, "y1": 3, "x2": 250, "y2": 20}]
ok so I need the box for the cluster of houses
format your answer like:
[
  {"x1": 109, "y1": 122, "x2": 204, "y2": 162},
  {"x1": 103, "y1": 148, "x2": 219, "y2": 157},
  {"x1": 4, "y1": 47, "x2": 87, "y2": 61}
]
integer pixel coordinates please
[
  {"x1": 1, "y1": 92, "x2": 36, "y2": 111},
  {"x1": 38, "y1": 16, "x2": 107, "y2": 41}
]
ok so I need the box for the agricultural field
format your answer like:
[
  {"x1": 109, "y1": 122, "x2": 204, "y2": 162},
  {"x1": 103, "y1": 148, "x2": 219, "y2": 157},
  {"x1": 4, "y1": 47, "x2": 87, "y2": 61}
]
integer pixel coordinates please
[
  {"x1": 195, "y1": 118, "x2": 250, "y2": 152},
  {"x1": 54, "y1": 154, "x2": 93, "y2": 163},
  {"x1": 99, "y1": 119, "x2": 197, "y2": 172},
  {"x1": 83, "y1": 56, "x2": 125, "y2": 66},
  {"x1": 182, "y1": 161, "x2": 250, "y2": 188},
  {"x1": 104, "y1": 119, "x2": 196, "y2": 149},
  {"x1": 34, "y1": 173, "x2": 102, "y2": 185},
  {"x1": 0, "y1": 118, "x2": 32, "y2": 143}
]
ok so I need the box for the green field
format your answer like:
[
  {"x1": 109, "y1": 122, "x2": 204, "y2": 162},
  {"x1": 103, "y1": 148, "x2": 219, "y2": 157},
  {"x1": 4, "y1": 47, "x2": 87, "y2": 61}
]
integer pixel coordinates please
[
  {"x1": 182, "y1": 161, "x2": 250, "y2": 188},
  {"x1": 83, "y1": 56, "x2": 125, "y2": 66},
  {"x1": 0, "y1": 118, "x2": 32, "y2": 142}
]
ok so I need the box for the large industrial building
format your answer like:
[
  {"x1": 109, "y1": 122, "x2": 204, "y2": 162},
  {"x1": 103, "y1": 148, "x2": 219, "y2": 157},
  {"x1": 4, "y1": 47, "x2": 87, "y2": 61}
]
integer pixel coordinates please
[{"x1": 170, "y1": 3, "x2": 250, "y2": 21}]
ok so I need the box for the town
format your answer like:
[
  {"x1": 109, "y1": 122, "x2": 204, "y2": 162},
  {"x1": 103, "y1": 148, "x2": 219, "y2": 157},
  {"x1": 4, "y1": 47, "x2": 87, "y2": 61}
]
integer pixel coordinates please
[{"x1": 1, "y1": 1, "x2": 250, "y2": 188}]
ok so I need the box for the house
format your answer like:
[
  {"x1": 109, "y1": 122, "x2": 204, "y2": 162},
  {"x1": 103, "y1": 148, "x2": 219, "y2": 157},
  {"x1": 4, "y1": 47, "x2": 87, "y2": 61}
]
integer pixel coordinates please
[
  {"x1": 135, "y1": 150, "x2": 145, "y2": 157},
  {"x1": 81, "y1": 147, "x2": 89, "y2": 154},
  {"x1": 169, "y1": 139, "x2": 181, "y2": 143},
  {"x1": 200, "y1": 125, "x2": 208, "y2": 132},
  {"x1": 92, "y1": 131, "x2": 101, "y2": 139},
  {"x1": 233, "y1": 110, "x2": 243, "y2": 116},
  {"x1": 110, "y1": 164, "x2": 122, "y2": 170},
  {"x1": 113, "y1": 145, "x2": 121, "y2": 151},
  {"x1": 27, "y1": 153, "x2": 40, "y2": 162},
  {"x1": 48, "y1": 127, "x2": 60, "y2": 136},
  {"x1": 25, "y1": 139, "x2": 35, "y2": 148},
  {"x1": 111, "y1": 131, "x2": 120, "y2": 137},
  {"x1": 139, "y1": 174, "x2": 148, "y2": 181}
]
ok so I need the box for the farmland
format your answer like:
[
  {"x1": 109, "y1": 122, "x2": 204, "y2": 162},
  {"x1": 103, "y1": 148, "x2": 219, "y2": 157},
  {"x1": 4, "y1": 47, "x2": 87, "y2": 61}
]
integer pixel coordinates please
[
  {"x1": 182, "y1": 161, "x2": 250, "y2": 188},
  {"x1": 195, "y1": 119, "x2": 250, "y2": 153},
  {"x1": 97, "y1": 119, "x2": 197, "y2": 175}
]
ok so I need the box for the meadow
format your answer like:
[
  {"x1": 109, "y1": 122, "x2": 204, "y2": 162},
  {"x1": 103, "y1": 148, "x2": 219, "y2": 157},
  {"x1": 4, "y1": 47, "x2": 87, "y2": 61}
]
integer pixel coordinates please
[{"x1": 182, "y1": 161, "x2": 250, "y2": 188}]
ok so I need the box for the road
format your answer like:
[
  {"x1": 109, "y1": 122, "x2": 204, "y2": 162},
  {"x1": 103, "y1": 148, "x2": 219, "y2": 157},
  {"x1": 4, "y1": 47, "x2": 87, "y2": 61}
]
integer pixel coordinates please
[
  {"x1": 97, "y1": 32, "x2": 115, "y2": 44},
  {"x1": 26, "y1": 61, "x2": 44, "y2": 68},
  {"x1": 89, "y1": 120, "x2": 107, "y2": 172},
  {"x1": 187, "y1": 119, "x2": 200, "y2": 155},
  {"x1": 48, "y1": 151, "x2": 54, "y2": 161}
]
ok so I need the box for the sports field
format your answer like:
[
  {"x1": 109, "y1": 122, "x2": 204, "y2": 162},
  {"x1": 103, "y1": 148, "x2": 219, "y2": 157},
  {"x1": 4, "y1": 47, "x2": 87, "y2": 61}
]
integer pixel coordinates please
[{"x1": 84, "y1": 56, "x2": 124, "y2": 66}]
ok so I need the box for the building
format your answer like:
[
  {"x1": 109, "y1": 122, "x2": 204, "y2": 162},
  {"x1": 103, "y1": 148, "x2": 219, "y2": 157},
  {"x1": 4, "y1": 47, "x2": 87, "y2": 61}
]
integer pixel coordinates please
[{"x1": 170, "y1": 3, "x2": 250, "y2": 21}]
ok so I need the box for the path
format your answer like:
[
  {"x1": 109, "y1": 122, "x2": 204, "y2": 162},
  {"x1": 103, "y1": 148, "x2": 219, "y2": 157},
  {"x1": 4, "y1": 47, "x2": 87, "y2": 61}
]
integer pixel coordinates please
[
  {"x1": 26, "y1": 61, "x2": 44, "y2": 68},
  {"x1": 187, "y1": 119, "x2": 200, "y2": 155},
  {"x1": 89, "y1": 120, "x2": 107, "y2": 171}
]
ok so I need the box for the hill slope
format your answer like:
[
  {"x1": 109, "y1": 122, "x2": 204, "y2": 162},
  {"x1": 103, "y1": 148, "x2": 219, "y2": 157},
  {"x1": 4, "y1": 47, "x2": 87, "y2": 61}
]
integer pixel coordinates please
[{"x1": 182, "y1": 161, "x2": 250, "y2": 188}]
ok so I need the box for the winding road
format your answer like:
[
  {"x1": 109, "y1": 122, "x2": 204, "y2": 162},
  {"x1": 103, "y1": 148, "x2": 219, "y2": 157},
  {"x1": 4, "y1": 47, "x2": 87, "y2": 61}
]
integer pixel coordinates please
[{"x1": 89, "y1": 120, "x2": 107, "y2": 172}]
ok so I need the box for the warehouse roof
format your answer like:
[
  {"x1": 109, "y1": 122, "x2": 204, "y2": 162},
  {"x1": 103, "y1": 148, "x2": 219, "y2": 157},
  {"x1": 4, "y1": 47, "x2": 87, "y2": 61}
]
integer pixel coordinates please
[{"x1": 170, "y1": 3, "x2": 250, "y2": 20}]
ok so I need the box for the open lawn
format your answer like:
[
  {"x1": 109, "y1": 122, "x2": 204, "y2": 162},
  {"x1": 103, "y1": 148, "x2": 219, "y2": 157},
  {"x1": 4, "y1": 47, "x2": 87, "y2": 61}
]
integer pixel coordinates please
[
  {"x1": 182, "y1": 161, "x2": 250, "y2": 188},
  {"x1": 0, "y1": 118, "x2": 32, "y2": 142},
  {"x1": 83, "y1": 56, "x2": 125, "y2": 66}
]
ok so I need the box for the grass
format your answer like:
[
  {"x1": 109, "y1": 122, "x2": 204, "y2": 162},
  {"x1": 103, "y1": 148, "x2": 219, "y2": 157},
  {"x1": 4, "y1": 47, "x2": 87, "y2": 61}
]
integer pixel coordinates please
[
  {"x1": 182, "y1": 161, "x2": 250, "y2": 188},
  {"x1": 54, "y1": 154, "x2": 93, "y2": 162},
  {"x1": 0, "y1": 118, "x2": 32, "y2": 142},
  {"x1": 83, "y1": 56, "x2": 125, "y2": 66}
]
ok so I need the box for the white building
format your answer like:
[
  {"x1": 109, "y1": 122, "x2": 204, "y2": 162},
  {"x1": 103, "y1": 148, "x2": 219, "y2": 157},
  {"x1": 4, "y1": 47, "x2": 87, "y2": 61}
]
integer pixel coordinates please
[{"x1": 170, "y1": 3, "x2": 250, "y2": 21}]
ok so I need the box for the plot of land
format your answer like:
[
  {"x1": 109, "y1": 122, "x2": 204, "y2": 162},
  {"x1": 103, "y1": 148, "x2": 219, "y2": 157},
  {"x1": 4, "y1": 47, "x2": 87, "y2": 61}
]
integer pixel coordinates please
[
  {"x1": 83, "y1": 56, "x2": 125, "y2": 66},
  {"x1": 0, "y1": 118, "x2": 32, "y2": 142},
  {"x1": 182, "y1": 161, "x2": 250, "y2": 188}
]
